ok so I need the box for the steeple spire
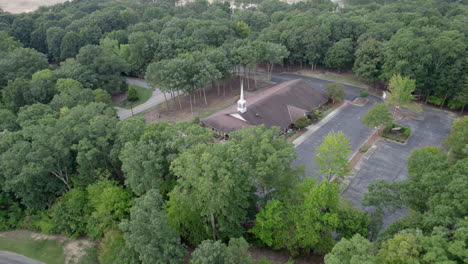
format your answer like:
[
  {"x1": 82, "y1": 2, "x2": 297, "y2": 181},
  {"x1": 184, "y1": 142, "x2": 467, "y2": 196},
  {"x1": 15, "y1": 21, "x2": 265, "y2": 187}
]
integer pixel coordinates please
[{"x1": 237, "y1": 79, "x2": 247, "y2": 113}]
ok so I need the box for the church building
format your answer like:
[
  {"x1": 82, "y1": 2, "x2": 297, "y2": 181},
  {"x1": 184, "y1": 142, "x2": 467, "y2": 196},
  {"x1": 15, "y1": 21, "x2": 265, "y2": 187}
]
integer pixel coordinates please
[{"x1": 201, "y1": 78, "x2": 328, "y2": 136}]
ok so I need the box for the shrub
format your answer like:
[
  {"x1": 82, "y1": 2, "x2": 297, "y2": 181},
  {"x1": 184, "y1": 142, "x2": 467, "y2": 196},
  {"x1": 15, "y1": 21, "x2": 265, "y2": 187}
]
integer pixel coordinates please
[
  {"x1": 359, "y1": 144, "x2": 371, "y2": 153},
  {"x1": 126, "y1": 86, "x2": 139, "y2": 102},
  {"x1": 295, "y1": 116, "x2": 311, "y2": 129},
  {"x1": 427, "y1": 96, "x2": 443, "y2": 106},
  {"x1": 325, "y1": 83, "x2": 345, "y2": 103},
  {"x1": 309, "y1": 108, "x2": 322, "y2": 121},
  {"x1": 448, "y1": 100, "x2": 463, "y2": 110},
  {"x1": 360, "y1": 89, "x2": 369, "y2": 97},
  {"x1": 402, "y1": 127, "x2": 411, "y2": 137}
]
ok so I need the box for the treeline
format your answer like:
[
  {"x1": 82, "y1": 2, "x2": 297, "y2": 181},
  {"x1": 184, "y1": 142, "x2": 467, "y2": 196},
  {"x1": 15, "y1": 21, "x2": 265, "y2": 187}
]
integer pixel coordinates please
[{"x1": 0, "y1": 0, "x2": 466, "y2": 112}]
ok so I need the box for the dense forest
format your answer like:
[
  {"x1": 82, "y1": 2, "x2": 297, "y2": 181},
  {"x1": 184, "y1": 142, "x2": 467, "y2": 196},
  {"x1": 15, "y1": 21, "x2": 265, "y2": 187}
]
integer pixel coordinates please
[{"x1": 0, "y1": 0, "x2": 467, "y2": 263}]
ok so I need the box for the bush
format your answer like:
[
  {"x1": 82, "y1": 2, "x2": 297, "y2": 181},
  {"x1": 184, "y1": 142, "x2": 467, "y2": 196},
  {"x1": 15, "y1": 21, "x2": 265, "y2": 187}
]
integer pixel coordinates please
[
  {"x1": 325, "y1": 83, "x2": 345, "y2": 103},
  {"x1": 295, "y1": 116, "x2": 311, "y2": 129},
  {"x1": 359, "y1": 144, "x2": 371, "y2": 153},
  {"x1": 360, "y1": 89, "x2": 369, "y2": 97},
  {"x1": 448, "y1": 100, "x2": 463, "y2": 110},
  {"x1": 126, "y1": 86, "x2": 139, "y2": 102},
  {"x1": 382, "y1": 123, "x2": 411, "y2": 143},
  {"x1": 309, "y1": 108, "x2": 322, "y2": 121},
  {"x1": 427, "y1": 96, "x2": 443, "y2": 106}
]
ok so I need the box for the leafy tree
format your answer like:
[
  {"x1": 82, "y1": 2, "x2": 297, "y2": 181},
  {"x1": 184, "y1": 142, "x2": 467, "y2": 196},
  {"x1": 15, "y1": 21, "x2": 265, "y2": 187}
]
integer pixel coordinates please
[
  {"x1": 120, "y1": 189, "x2": 185, "y2": 264},
  {"x1": 0, "y1": 109, "x2": 19, "y2": 132},
  {"x1": 93, "y1": 89, "x2": 112, "y2": 104},
  {"x1": 50, "y1": 78, "x2": 94, "y2": 111},
  {"x1": 16, "y1": 103, "x2": 56, "y2": 128},
  {"x1": 2, "y1": 78, "x2": 32, "y2": 112},
  {"x1": 60, "y1": 32, "x2": 82, "y2": 60},
  {"x1": 126, "y1": 86, "x2": 139, "y2": 102},
  {"x1": 46, "y1": 27, "x2": 66, "y2": 61},
  {"x1": 325, "y1": 83, "x2": 346, "y2": 103},
  {"x1": 258, "y1": 41, "x2": 289, "y2": 80},
  {"x1": 0, "y1": 31, "x2": 22, "y2": 56},
  {"x1": 87, "y1": 180, "x2": 133, "y2": 240},
  {"x1": 249, "y1": 199, "x2": 286, "y2": 249},
  {"x1": 229, "y1": 125, "x2": 301, "y2": 200},
  {"x1": 191, "y1": 238, "x2": 253, "y2": 264},
  {"x1": 0, "y1": 191, "x2": 24, "y2": 230},
  {"x1": 377, "y1": 233, "x2": 422, "y2": 264},
  {"x1": 353, "y1": 39, "x2": 384, "y2": 85},
  {"x1": 315, "y1": 131, "x2": 352, "y2": 182},
  {"x1": 362, "y1": 103, "x2": 393, "y2": 128},
  {"x1": 49, "y1": 188, "x2": 90, "y2": 238},
  {"x1": 234, "y1": 21, "x2": 251, "y2": 38},
  {"x1": 167, "y1": 143, "x2": 252, "y2": 243},
  {"x1": 387, "y1": 74, "x2": 415, "y2": 116},
  {"x1": 444, "y1": 116, "x2": 468, "y2": 160},
  {"x1": 324, "y1": 234, "x2": 377, "y2": 264},
  {"x1": 120, "y1": 122, "x2": 213, "y2": 196},
  {"x1": 336, "y1": 202, "x2": 370, "y2": 239},
  {"x1": 29, "y1": 69, "x2": 56, "y2": 104},
  {"x1": 99, "y1": 230, "x2": 140, "y2": 264},
  {"x1": 0, "y1": 48, "x2": 48, "y2": 87},
  {"x1": 324, "y1": 38, "x2": 355, "y2": 70},
  {"x1": 191, "y1": 240, "x2": 228, "y2": 264}
]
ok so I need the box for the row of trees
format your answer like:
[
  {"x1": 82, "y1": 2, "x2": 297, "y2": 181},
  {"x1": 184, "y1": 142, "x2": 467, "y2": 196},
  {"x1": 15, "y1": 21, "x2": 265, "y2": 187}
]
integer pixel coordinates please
[{"x1": 1, "y1": 0, "x2": 465, "y2": 110}]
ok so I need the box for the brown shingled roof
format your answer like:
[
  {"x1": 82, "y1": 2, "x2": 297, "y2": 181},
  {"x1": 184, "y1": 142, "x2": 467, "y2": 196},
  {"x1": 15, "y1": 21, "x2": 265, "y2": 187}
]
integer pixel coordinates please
[{"x1": 202, "y1": 79, "x2": 328, "y2": 134}]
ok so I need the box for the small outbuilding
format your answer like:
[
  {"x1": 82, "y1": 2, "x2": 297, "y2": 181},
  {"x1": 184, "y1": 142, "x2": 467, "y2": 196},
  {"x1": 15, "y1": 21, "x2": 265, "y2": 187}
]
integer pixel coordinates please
[{"x1": 202, "y1": 78, "x2": 328, "y2": 135}]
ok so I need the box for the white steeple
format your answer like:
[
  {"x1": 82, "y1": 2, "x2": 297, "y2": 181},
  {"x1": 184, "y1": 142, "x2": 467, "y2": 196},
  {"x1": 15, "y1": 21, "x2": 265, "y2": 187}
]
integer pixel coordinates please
[{"x1": 237, "y1": 80, "x2": 247, "y2": 113}]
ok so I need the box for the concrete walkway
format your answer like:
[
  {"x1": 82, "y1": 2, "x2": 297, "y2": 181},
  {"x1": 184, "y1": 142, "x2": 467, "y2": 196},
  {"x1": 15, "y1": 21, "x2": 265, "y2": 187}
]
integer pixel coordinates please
[
  {"x1": 0, "y1": 251, "x2": 44, "y2": 264},
  {"x1": 115, "y1": 78, "x2": 172, "y2": 120}
]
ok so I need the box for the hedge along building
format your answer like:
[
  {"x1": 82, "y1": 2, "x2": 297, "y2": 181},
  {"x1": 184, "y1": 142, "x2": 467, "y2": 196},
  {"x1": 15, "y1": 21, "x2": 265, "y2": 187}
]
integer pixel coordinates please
[{"x1": 202, "y1": 78, "x2": 328, "y2": 136}]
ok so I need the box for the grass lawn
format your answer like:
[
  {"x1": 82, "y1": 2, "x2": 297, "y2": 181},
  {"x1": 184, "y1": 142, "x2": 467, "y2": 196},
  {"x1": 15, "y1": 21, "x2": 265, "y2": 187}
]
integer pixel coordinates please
[
  {"x1": 295, "y1": 70, "x2": 370, "y2": 89},
  {"x1": 0, "y1": 230, "x2": 65, "y2": 264},
  {"x1": 117, "y1": 85, "x2": 152, "y2": 109}
]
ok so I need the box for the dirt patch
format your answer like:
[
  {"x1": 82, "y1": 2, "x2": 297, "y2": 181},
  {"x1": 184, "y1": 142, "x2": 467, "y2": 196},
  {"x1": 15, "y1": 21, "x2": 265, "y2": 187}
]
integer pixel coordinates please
[
  {"x1": 2, "y1": 230, "x2": 96, "y2": 264},
  {"x1": 142, "y1": 76, "x2": 275, "y2": 123},
  {"x1": 249, "y1": 247, "x2": 324, "y2": 264},
  {"x1": 112, "y1": 92, "x2": 127, "y2": 105}
]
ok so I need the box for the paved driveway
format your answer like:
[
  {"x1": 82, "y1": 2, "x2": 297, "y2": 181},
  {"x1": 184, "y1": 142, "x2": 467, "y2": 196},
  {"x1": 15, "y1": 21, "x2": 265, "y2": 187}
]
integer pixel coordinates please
[
  {"x1": 0, "y1": 251, "x2": 44, "y2": 264},
  {"x1": 115, "y1": 78, "x2": 172, "y2": 120}
]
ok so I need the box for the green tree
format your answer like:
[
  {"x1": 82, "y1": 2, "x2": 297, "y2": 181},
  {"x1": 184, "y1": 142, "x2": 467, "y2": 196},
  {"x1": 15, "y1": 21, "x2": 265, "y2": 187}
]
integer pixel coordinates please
[
  {"x1": 167, "y1": 143, "x2": 252, "y2": 243},
  {"x1": 60, "y1": 32, "x2": 82, "y2": 60},
  {"x1": 29, "y1": 69, "x2": 56, "y2": 104},
  {"x1": 126, "y1": 86, "x2": 139, "y2": 102},
  {"x1": 387, "y1": 74, "x2": 416, "y2": 116},
  {"x1": 87, "y1": 180, "x2": 133, "y2": 240},
  {"x1": 46, "y1": 27, "x2": 65, "y2": 61},
  {"x1": 120, "y1": 122, "x2": 213, "y2": 196},
  {"x1": 0, "y1": 109, "x2": 19, "y2": 132},
  {"x1": 229, "y1": 125, "x2": 301, "y2": 200},
  {"x1": 444, "y1": 116, "x2": 468, "y2": 160},
  {"x1": 50, "y1": 78, "x2": 94, "y2": 111},
  {"x1": 234, "y1": 21, "x2": 250, "y2": 38},
  {"x1": 362, "y1": 103, "x2": 393, "y2": 128},
  {"x1": 249, "y1": 199, "x2": 286, "y2": 249},
  {"x1": 0, "y1": 48, "x2": 48, "y2": 87},
  {"x1": 93, "y1": 89, "x2": 112, "y2": 104},
  {"x1": 324, "y1": 38, "x2": 355, "y2": 70},
  {"x1": 315, "y1": 131, "x2": 352, "y2": 182},
  {"x1": 325, "y1": 83, "x2": 346, "y2": 103},
  {"x1": 353, "y1": 39, "x2": 384, "y2": 86},
  {"x1": 377, "y1": 233, "x2": 422, "y2": 264},
  {"x1": 325, "y1": 234, "x2": 377, "y2": 264},
  {"x1": 0, "y1": 31, "x2": 22, "y2": 56},
  {"x1": 190, "y1": 238, "x2": 253, "y2": 264},
  {"x1": 49, "y1": 188, "x2": 90, "y2": 238},
  {"x1": 120, "y1": 189, "x2": 185, "y2": 264},
  {"x1": 99, "y1": 230, "x2": 140, "y2": 264}
]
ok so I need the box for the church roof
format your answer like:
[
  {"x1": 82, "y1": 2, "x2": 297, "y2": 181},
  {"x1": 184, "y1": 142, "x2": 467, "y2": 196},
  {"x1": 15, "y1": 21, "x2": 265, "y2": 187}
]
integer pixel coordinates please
[{"x1": 202, "y1": 79, "x2": 328, "y2": 134}]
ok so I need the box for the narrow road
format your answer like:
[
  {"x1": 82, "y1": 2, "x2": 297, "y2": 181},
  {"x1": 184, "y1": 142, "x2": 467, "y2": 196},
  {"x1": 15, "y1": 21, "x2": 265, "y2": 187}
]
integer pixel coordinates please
[
  {"x1": 0, "y1": 251, "x2": 44, "y2": 264},
  {"x1": 115, "y1": 78, "x2": 172, "y2": 120}
]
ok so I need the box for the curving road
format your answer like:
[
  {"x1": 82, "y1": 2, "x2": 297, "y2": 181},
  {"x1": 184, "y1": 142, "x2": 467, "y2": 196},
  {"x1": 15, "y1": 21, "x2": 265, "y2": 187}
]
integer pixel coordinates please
[
  {"x1": 0, "y1": 251, "x2": 44, "y2": 264},
  {"x1": 115, "y1": 78, "x2": 172, "y2": 120}
]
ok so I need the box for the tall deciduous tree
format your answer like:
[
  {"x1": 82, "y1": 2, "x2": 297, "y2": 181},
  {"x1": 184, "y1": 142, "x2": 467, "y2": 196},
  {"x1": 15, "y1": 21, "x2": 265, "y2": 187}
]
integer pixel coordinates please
[
  {"x1": 167, "y1": 143, "x2": 252, "y2": 243},
  {"x1": 444, "y1": 116, "x2": 468, "y2": 160},
  {"x1": 324, "y1": 234, "x2": 377, "y2": 264},
  {"x1": 353, "y1": 39, "x2": 384, "y2": 86},
  {"x1": 315, "y1": 131, "x2": 352, "y2": 182},
  {"x1": 120, "y1": 189, "x2": 185, "y2": 264},
  {"x1": 325, "y1": 83, "x2": 346, "y2": 103},
  {"x1": 362, "y1": 103, "x2": 393, "y2": 128},
  {"x1": 324, "y1": 38, "x2": 355, "y2": 70},
  {"x1": 387, "y1": 74, "x2": 415, "y2": 117}
]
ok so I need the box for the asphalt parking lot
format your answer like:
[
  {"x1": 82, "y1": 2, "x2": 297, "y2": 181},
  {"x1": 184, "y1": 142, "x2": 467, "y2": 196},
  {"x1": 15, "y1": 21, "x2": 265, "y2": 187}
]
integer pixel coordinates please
[
  {"x1": 293, "y1": 99, "x2": 376, "y2": 181},
  {"x1": 341, "y1": 106, "x2": 455, "y2": 226}
]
